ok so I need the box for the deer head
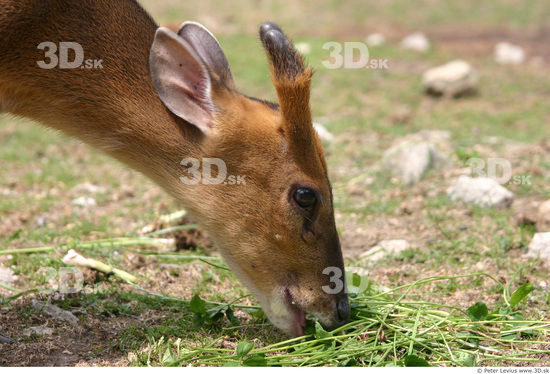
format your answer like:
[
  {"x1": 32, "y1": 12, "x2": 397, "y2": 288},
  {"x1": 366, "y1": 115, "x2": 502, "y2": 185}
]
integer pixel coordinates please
[{"x1": 150, "y1": 21, "x2": 350, "y2": 336}]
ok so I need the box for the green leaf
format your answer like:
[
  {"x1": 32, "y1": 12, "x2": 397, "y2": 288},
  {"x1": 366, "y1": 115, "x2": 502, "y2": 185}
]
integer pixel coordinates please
[
  {"x1": 223, "y1": 362, "x2": 241, "y2": 367},
  {"x1": 236, "y1": 341, "x2": 254, "y2": 360},
  {"x1": 352, "y1": 273, "x2": 361, "y2": 286},
  {"x1": 304, "y1": 323, "x2": 316, "y2": 336},
  {"x1": 243, "y1": 308, "x2": 265, "y2": 319},
  {"x1": 161, "y1": 347, "x2": 178, "y2": 366},
  {"x1": 243, "y1": 354, "x2": 267, "y2": 367},
  {"x1": 226, "y1": 307, "x2": 240, "y2": 326},
  {"x1": 189, "y1": 294, "x2": 206, "y2": 315},
  {"x1": 346, "y1": 272, "x2": 371, "y2": 295},
  {"x1": 314, "y1": 321, "x2": 332, "y2": 339},
  {"x1": 205, "y1": 305, "x2": 224, "y2": 323},
  {"x1": 205, "y1": 312, "x2": 223, "y2": 323},
  {"x1": 403, "y1": 355, "x2": 430, "y2": 367},
  {"x1": 192, "y1": 312, "x2": 204, "y2": 326},
  {"x1": 509, "y1": 283, "x2": 534, "y2": 309},
  {"x1": 206, "y1": 304, "x2": 226, "y2": 315},
  {"x1": 457, "y1": 352, "x2": 475, "y2": 367},
  {"x1": 467, "y1": 302, "x2": 488, "y2": 321}
]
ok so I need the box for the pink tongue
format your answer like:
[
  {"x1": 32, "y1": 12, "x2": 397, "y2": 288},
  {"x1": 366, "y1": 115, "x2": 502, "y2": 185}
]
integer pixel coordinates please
[
  {"x1": 293, "y1": 309, "x2": 306, "y2": 336},
  {"x1": 285, "y1": 289, "x2": 306, "y2": 335},
  {"x1": 294, "y1": 318, "x2": 304, "y2": 336}
]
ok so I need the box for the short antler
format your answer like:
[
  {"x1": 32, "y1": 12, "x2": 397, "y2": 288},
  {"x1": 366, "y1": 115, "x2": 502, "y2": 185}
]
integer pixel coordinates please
[{"x1": 259, "y1": 23, "x2": 317, "y2": 157}]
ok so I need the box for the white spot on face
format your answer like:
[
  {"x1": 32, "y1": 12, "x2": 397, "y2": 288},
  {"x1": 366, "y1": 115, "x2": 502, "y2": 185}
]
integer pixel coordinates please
[
  {"x1": 281, "y1": 138, "x2": 288, "y2": 152},
  {"x1": 275, "y1": 234, "x2": 282, "y2": 240}
]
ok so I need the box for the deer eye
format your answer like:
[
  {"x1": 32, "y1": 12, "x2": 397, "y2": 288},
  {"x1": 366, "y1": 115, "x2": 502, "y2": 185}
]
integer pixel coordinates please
[{"x1": 294, "y1": 188, "x2": 317, "y2": 211}]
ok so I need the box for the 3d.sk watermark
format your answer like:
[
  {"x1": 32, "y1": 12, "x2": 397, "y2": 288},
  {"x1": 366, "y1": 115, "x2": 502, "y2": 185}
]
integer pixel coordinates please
[
  {"x1": 36, "y1": 267, "x2": 102, "y2": 295},
  {"x1": 37, "y1": 42, "x2": 103, "y2": 69},
  {"x1": 180, "y1": 158, "x2": 246, "y2": 186},
  {"x1": 322, "y1": 266, "x2": 372, "y2": 295},
  {"x1": 322, "y1": 42, "x2": 388, "y2": 70},
  {"x1": 465, "y1": 158, "x2": 531, "y2": 185}
]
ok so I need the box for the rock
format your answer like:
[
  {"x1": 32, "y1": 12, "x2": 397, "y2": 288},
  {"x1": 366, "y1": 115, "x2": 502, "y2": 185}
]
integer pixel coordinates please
[
  {"x1": 72, "y1": 196, "x2": 96, "y2": 207},
  {"x1": 72, "y1": 183, "x2": 106, "y2": 194},
  {"x1": 31, "y1": 299, "x2": 80, "y2": 324},
  {"x1": 519, "y1": 200, "x2": 550, "y2": 231},
  {"x1": 36, "y1": 215, "x2": 47, "y2": 227},
  {"x1": 365, "y1": 33, "x2": 386, "y2": 47},
  {"x1": 0, "y1": 266, "x2": 17, "y2": 285},
  {"x1": 313, "y1": 122, "x2": 335, "y2": 142},
  {"x1": 405, "y1": 130, "x2": 453, "y2": 154},
  {"x1": 401, "y1": 32, "x2": 430, "y2": 52},
  {"x1": 22, "y1": 326, "x2": 54, "y2": 337},
  {"x1": 0, "y1": 333, "x2": 13, "y2": 344},
  {"x1": 494, "y1": 42, "x2": 525, "y2": 65},
  {"x1": 360, "y1": 240, "x2": 410, "y2": 262},
  {"x1": 525, "y1": 232, "x2": 550, "y2": 260},
  {"x1": 515, "y1": 212, "x2": 538, "y2": 227},
  {"x1": 381, "y1": 141, "x2": 450, "y2": 185},
  {"x1": 422, "y1": 60, "x2": 479, "y2": 97},
  {"x1": 447, "y1": 175, "x2": 514, "y2": 208}
]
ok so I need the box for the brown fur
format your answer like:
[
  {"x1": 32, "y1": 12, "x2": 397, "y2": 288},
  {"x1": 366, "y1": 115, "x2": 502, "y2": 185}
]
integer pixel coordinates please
[{"x1": 0, "y1": 0, "x2": 348, "y2": 335}]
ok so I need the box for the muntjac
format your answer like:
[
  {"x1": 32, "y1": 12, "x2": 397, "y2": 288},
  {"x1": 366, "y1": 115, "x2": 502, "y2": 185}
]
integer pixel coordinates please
[{"x1": 0, "y1": 0, "x2": 349, "y2": 336}]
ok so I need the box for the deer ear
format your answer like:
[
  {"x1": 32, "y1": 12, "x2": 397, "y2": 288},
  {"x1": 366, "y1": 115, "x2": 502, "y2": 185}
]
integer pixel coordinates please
[
  {"x1": 149, "y1": 27, "x2": 214, "y2": 133},
  {"x1": 177, "y1": 21, "x2": 235, "y2": 90}
]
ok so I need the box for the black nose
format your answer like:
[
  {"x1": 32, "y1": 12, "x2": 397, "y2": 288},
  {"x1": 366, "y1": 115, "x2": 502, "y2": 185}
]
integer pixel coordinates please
[{"x1": 337, "y1": 295, "x2": 350, "y2": 325}]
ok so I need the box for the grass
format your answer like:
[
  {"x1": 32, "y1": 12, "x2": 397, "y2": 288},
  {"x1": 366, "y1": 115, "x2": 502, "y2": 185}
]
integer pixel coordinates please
[
  {"x1": 1, "y1": 0, "x2": 550, "y2": 367},
  {"x1": 1, "y1": 233, "x2": 549, "y2": 366},
  {"x1": 3, "y1": 244, "x2": 549, "y2": 366}
]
